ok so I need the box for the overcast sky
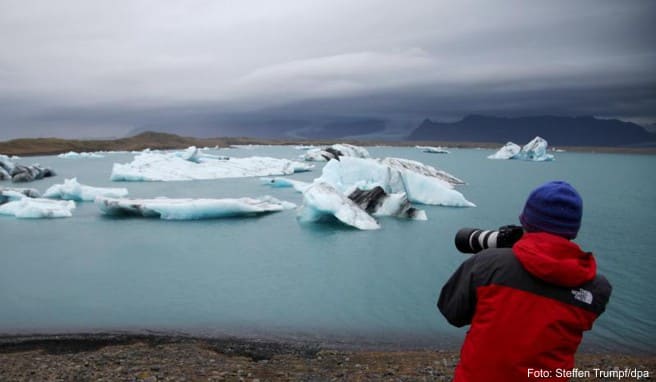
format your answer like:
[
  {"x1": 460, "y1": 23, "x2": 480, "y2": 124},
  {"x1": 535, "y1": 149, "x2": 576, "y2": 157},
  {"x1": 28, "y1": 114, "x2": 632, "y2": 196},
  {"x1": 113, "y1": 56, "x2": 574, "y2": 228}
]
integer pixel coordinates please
[{"x1": 1, "y1": 0, "x2": 655, "y2": 139}]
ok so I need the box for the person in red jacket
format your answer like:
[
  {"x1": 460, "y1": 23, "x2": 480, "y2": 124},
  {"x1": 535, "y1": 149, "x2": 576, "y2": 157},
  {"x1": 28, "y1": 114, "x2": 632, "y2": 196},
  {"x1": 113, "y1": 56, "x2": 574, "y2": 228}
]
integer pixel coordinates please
[{"x1": 438, "y1": 180, "x2": 612, "y2": 382}]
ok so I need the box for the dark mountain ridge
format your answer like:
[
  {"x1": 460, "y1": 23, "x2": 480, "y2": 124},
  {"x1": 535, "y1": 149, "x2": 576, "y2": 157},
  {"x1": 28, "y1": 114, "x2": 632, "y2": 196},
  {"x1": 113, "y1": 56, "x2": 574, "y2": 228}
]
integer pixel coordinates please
[{"x1": 407, "y1": 115, "x2": 655, "y2": 146}]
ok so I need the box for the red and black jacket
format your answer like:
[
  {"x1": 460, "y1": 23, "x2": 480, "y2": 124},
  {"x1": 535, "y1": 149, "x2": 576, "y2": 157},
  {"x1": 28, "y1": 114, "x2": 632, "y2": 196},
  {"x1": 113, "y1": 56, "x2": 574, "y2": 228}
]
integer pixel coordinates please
[{"x1": 438, "y1": 232, "x2": 612, "y2": 382}]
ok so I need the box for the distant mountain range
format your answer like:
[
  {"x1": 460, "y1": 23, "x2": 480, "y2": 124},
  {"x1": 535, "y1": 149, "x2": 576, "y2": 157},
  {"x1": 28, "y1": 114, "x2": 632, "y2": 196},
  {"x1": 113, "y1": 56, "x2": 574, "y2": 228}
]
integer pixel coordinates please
[
  {"x1": 124, "y1": 114, "x2": 656, "y2": 147},
  {"x1": 407, "y1": 115, "x2": 656, "y2": 147}
]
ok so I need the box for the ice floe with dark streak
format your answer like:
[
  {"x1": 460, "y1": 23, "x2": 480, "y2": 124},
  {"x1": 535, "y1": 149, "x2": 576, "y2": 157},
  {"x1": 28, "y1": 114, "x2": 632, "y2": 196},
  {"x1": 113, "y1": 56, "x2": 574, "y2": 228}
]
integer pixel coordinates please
[{"x1": 96, "y1": 195, "x2": 295, "y2": 220}]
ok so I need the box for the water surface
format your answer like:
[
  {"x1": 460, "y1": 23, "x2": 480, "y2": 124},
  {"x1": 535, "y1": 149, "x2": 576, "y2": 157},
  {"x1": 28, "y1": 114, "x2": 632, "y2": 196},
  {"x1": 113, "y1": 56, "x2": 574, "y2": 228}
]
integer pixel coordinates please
[{"x1": 0, "y1": 147, "x2": 654, "y2": 353}]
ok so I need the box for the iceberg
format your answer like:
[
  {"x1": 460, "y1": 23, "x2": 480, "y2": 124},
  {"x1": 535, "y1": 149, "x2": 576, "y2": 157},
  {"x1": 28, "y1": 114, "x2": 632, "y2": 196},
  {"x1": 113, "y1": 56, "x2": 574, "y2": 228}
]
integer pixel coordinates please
[
  {"x1": 10, "y1": 164, "x2": 56, "y2": 183},
  {"x1": 348, "y1": 186, "x2": 427, "y2": 220},
  {"x1": 111, "y1": 149, "x2": 313, "y2": 181},
  {"x1": 318, "y1": 157, "x2": 474, "y2": 207},
  {"x1": 260, "y1": 177, "x2": 310, "y2": 192},
  {"x1": 44, "y1": 178, "x2": 129, "y2": 201},
  {"x1": 380, "y1": 157, "x2": 465, "y2": 186},
  {"x1": 488, "y1": 142, "x2": 521, "y2": 160},
  {"x1": 1, "y1": 189, "x2": 25, "y2": 204},
  {"x1": 96, "y1": 195, "x2": 295, "y2": 220},
  {"x1": 260, "y1": 175, "x2": 427, "y2": 220},
  {"x1": 1, "y1": 156, "x2": 57, "y2": 182},
  {"x1": 416, "y1": 145, "x2": 450, "y2": 154},
  {"x1": 488, "y1": 137, "x2": 554, "y2": 161},
  {"x1": 516, "y1": 136, "x2": 554, "y2": 161},
  {"x1": 302, "y1": 144, "x2": 370, "y2": 162},
  {"x1": 297, "y1": 182, "x2": 381, "y2": 230},
  {"x1": 297, "y1": 183, "x2": 427, "y2": 230},
  {"x1": 1, "y1": 155, "x2": 15, "y2": 180},
  {"x1": 57, "y1": 151, "x2": 105, "y2": 159},
  {"x1": 0, "y1": 187, "x2": 41, "y2": 203},
  {"x1": 0, "y1": 195, "x2": 75, "y2": 218},
  {"x1": 171, "y1": 146, "x2": 231, "y2": 162},
  {"x1": 294, "y1": 145, "x2": 315, "y2": 150}
]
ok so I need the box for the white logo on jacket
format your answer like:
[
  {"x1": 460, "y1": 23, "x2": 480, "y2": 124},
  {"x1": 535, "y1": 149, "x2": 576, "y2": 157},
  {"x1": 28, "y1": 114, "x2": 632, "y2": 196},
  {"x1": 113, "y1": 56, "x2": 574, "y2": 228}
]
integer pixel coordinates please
[{"x1": 571, "y1": 288, "x2": 593, "y2": 304}]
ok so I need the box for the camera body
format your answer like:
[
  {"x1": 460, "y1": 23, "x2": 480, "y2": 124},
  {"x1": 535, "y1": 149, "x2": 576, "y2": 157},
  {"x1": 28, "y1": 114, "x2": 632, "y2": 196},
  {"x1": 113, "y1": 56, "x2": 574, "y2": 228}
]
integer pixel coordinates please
[{"x1": 455, "y1": 225, "x2": 524, "y2": 254}]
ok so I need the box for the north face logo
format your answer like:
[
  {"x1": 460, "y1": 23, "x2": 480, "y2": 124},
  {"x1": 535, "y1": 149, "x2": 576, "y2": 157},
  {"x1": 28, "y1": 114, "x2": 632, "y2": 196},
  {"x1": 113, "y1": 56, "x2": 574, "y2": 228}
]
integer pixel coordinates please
[{"x1": 572, "y1": 288, "x2": 593, "y2": 304}]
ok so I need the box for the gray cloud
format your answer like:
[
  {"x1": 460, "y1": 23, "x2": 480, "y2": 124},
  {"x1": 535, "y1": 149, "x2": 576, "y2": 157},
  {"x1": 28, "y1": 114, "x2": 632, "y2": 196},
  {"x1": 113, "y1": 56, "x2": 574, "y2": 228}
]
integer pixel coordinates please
[{"x1": 0, "y1": 0, "x2": 654, "y2": 139}]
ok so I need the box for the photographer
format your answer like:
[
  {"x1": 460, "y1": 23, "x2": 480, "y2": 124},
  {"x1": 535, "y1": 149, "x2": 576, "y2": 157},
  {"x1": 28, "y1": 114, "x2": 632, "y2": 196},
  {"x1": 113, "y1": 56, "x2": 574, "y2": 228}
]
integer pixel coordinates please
[{"x1": 438, "y1": 181, "x2": 612, "y2": 382}]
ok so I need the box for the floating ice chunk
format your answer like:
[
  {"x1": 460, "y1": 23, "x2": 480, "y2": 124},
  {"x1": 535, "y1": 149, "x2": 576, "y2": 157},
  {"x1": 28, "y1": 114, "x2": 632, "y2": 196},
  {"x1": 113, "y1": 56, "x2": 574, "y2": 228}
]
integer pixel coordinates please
[
  {"x1": 488, "y1": 142, "x2": 521, "y2": 160},
  {"x1": 1, "y1": 155, "x2": 16, "y2": 180},
  {"x1": 318, "y1": 157, "x2": 474, "y2": 207},
  {"x1": 400, "y1": 169, "x2": 475, "y2": 207},
  {"x1": 10, "y1": 164, "x2": 56, "y2": 183},
  {"x1": 173, "y1": 146, "x2": 203, "y2": 163},
  {"x1": 58, "y1": 151, "x2": 105, "y2": 159},
  {"x1": 517, "y1": 136, "x2": 554, "y2": 161},
  {"x1": 96, "y1": 195, "x2": 295, "y2": 220},
  {"x1": 380, "y1": 157, "x2": 465, "y2": 186},
  {"x1": 302, "y1": 144, "x2": 370, "y2": 162},
  {"x1": 294, "y1": 145, "x2": 315, "y2": 150},
  {"x1": 260, "y1": 177, "x2": 310, "y2": 192},
  {"x1": 111, "y1": 151, "x2": 312, "y2": 181},
  {"x1": 171, "y1": 147, "x2": 230, "y2": 162},
  {"x1": 416, "y1": 145, "x2": 450, "y2": 154},
  {"x1": 163, "y1": 147, "x2": 231, "y2": 162},
  {"x1": 489, "y1": 137, "x2": 554, "y2": 161},
  {"x1": 290, "y1": 161, "x2": 313, "y2": 172},
  {"x1": 0, "y1": 187, "x2": 41, "y2": 203},
  {"x1": 44, "y1": 178, "x2": 128, "y2": 201},
  {"x1": 297, "y1": 182, "x2": 380, "y2": 230},
  {"x1": 348, "y1": 186, "x2": 427, "y2": 220},
  {"x1": 198, "y1": 152, "x2": 230, "y2": 161},
  {"x1": 0, "y1": 197, "x2": 75, "y2": 218},
  {"x1": 0, "y1": 190, "x2": 25, "y2": 204}
]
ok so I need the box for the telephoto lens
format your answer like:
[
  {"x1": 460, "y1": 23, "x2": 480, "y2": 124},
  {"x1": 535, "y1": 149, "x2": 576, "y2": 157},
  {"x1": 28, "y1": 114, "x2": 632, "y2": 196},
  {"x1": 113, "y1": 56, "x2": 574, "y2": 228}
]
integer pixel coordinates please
[{"x1": 454, "y1": 225, "x2": 524, "y2": 254}]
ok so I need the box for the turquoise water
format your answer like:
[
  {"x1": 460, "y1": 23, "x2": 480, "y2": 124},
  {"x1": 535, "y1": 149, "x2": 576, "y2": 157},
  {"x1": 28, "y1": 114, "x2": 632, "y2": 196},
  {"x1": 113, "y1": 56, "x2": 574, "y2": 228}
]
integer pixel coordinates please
[{"x1": 0, "y1": 147, "x2": 654, "y2": 353}]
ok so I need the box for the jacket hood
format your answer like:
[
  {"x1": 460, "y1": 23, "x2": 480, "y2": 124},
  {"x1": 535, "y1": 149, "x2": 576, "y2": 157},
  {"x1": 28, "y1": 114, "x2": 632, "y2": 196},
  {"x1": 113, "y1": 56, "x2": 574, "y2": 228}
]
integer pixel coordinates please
[{"x1": 512, "y1": 232, "x2": 596, "y2": 287}]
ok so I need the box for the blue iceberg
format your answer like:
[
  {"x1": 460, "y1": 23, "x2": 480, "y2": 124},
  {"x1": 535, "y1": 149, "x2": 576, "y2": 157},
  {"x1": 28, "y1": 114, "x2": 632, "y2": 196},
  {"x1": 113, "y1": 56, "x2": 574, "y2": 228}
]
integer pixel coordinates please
[
  {"x1": 111, "y1": 148, "x2": 313, "y2": 181},
  {"x1": 489, "y1": 137, "x2": 554, "y2": 161},
  {"x1": 0, "y1": 190, "x2": 75, "y2": 219},
  {"x1": 96, "y1": 196, "x2": 295, "y2": 220},
  {"x1": 44, "y1": 178, "x2": 129, "y2": 201},
  {"x1": 297, "y1": 182, "x2": 381, "y2": 230},
  {"x1": 416, "y1": 145, "x2": 450, "y2": 154},
  {"x1": 302, "y1": 144, "x2": 370, "y2": 162},
  {"x1": 318, "y1": 157, "x2": 474, "y2": 207},
  {"x1": 516, "y1": 136, "x2": 555, "y2": 161},
  {"x1": 58, "y1": 151, "x2": 105, "y2": 159},
  {"x1": 488, "y1": 142, "x2": 521, "y2": 160}
]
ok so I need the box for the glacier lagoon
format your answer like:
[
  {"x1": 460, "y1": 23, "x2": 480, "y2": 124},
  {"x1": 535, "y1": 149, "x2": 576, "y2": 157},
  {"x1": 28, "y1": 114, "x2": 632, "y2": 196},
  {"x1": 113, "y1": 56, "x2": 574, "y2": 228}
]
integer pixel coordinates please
[{"x1": 0, "y1": 146, "x2": 654, "y2": 353}]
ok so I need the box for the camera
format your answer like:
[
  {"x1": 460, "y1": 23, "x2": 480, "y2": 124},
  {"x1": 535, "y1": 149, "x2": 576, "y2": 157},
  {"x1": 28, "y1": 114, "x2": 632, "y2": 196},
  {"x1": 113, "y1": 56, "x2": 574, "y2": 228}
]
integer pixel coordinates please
[{"x1": 454, "y1": 225, "x2": 524, "y2": 254}]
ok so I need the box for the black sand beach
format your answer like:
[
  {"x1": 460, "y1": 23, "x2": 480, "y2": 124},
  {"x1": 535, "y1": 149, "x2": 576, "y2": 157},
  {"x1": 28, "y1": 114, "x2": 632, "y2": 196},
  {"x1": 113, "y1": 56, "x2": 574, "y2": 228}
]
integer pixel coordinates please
[{"x1": 1, "y1": 334, "x2": 654, "y2": 381}]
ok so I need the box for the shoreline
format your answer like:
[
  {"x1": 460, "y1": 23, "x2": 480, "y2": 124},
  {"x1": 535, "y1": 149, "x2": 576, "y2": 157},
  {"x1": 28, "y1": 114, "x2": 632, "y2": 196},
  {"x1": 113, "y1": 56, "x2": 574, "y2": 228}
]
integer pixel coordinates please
[
  {"x1": 1, "y1": 131, "x2": 655, "y2": 157},
  {"x1": 1, "y1": 333, "x2": 654, "y2": 381}
]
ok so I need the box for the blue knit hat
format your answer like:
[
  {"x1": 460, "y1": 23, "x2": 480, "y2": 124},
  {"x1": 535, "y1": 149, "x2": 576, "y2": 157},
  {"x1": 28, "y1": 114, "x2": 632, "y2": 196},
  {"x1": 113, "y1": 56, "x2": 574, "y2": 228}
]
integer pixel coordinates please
[{"x1": 519, "y1": 181, "x2": 582, "y2": 239}]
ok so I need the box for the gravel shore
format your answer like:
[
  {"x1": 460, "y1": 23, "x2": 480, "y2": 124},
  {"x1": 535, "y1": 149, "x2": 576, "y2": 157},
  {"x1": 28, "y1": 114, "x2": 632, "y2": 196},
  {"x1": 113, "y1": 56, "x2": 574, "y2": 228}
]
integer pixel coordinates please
[{"x1": 1, "y1": 334, "x2": 654, "y2": 381}]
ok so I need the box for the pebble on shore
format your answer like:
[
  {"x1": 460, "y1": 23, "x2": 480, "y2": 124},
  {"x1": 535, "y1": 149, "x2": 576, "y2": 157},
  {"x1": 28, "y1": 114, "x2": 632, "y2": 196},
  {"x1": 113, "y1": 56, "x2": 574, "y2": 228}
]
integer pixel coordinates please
[{"x1": 0, "y1": 336, "x2": 654, "y2": 381}]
